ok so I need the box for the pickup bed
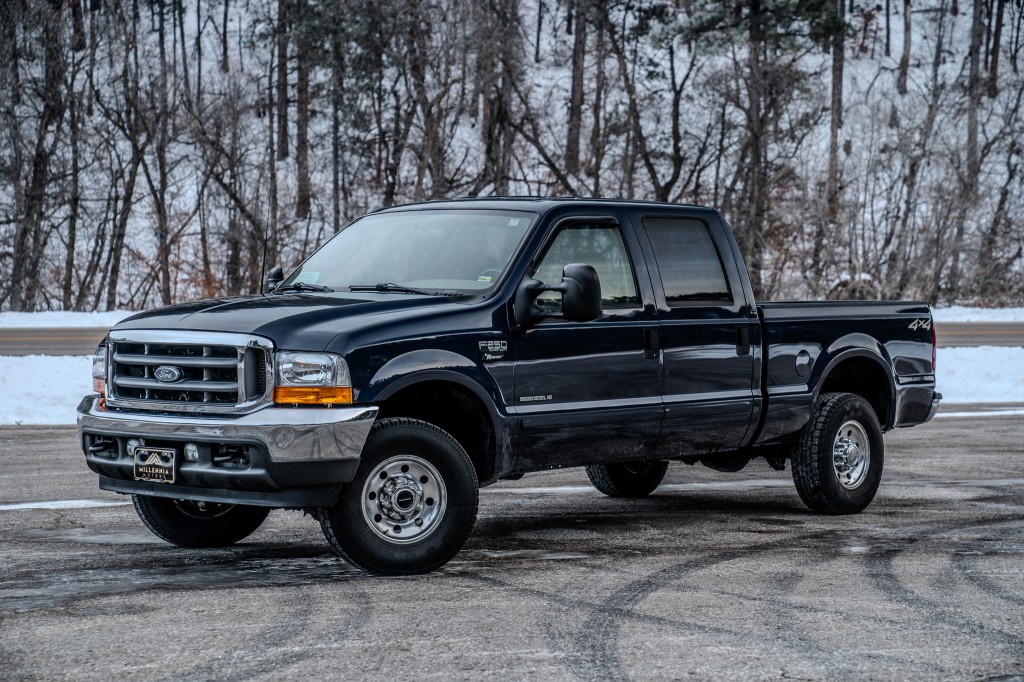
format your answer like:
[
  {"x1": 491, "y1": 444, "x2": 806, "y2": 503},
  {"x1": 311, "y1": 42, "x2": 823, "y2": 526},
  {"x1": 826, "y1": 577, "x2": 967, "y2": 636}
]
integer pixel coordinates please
[{"x1": 78, "y1": 198, "x2": 941, "y2": 574}]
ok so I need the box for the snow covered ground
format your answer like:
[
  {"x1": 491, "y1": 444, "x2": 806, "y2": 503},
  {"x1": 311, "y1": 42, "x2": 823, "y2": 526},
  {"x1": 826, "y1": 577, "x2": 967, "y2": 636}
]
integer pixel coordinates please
[
  {"x1": 0, "y1": 310, "x2": 137, "y2": 328},
  {"x1": 932, "y1": 307, "x2": 1024, "y2": 323},
  {"x1": 0, "y1": 347, "x2": 1021, "y2": 425}
]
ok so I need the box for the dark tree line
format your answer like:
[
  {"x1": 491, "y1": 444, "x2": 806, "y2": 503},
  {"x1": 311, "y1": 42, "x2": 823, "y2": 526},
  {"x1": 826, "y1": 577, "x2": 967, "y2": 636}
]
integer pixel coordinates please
[{"x1": 1, "y1": 0, "x2": 1022, "y2": 311}]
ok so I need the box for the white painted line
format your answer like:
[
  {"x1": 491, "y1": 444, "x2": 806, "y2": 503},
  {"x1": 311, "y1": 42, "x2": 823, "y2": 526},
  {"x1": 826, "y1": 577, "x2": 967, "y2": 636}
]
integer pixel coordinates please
[
  {"x1": 935, "y1": 409, "x2": 1024, "y2": 418},
  {"x1": 0, "y1": 499, "x2": 131, "y2": 511}
]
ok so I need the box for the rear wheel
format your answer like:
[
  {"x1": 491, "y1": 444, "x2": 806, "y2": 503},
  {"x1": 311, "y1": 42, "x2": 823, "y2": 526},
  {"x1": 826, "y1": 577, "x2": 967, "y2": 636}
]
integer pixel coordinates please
[
  {"x1": 319, "y1": 418, "x2": 478, "y2": 575},
  {"x1": 132, "y1": 496, "x2": 270, "y2": 547},
  {"x1": 791, "y1": 392, "x2": 884, "y2": 514},
  {"x1": 586, "y1": 460, "x2": 668, "y2": 498}
]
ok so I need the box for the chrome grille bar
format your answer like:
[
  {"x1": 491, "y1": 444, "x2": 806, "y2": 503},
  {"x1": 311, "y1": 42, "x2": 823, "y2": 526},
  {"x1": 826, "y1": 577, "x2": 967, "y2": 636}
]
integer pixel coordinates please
[{"x1": 104, "y1": 330, "x2": 274, "y2": 415}]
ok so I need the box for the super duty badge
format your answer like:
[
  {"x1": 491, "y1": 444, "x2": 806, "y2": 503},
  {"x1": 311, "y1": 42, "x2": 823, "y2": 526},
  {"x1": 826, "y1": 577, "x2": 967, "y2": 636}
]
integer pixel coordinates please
[{"x1": 479, "y1": 340, "x2": 508, "y2": 362}]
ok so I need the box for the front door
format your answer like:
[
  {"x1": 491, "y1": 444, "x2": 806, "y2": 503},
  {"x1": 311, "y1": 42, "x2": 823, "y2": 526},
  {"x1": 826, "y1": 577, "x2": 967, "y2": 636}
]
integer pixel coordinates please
[{"x1": 512, "y1": 216, "x2": 662, "y2": 471}]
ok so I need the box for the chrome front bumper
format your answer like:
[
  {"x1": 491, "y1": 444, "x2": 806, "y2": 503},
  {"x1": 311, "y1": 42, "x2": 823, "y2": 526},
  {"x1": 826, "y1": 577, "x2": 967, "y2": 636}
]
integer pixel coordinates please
[{"x1": 77, "y1": 394, "x2": 377, "y2": 463}]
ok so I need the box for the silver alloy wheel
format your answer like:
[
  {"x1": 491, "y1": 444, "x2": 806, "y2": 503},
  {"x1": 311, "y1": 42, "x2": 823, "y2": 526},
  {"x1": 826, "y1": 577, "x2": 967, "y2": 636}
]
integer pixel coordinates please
[
  {"x1": 361, "y1": 455, "x2": 447, "y2": 545},
  {"x1": 832, "y1": 420, "x2": 870, "y2": 489}
]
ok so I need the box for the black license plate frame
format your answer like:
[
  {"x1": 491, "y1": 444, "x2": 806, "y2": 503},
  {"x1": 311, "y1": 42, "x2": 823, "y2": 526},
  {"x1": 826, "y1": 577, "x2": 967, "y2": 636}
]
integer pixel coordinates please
[{"x1": 133, "y1": 446, "x2": 176, "y2": 484}]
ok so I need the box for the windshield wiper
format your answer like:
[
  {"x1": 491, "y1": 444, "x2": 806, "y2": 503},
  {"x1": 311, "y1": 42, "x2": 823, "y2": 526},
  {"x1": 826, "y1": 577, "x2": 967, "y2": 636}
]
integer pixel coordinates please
[
  {"x1": 348, "y1": 283, "x2": 454, "y2": 296},
  {"x1": 273, "y1": 282, "x2": 333, "y2": 293}
]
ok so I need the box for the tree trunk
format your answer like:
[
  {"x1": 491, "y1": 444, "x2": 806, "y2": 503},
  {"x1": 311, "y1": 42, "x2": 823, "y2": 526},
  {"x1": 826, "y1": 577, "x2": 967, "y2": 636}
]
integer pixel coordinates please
[
  {"x1": 827, "y1": 0, "x2": 845, "y2": 222},
  {"x1": 221, "y1": 0, "x2": 229, "y2": 71},
  {"x1": 63, "y1": 90, "x2": 82, "y2": 309},
  {"x1": 967, "y1": 0, "x2": 983, "y2": 193},
  {"x1": 988, "y1": 0, "x2": 1006, "y2": 96},
  {"x1": 332, "y1": 36, "x2": 343, "y2": 233},
  {"x1": 897, "y1": 0, "x2": 911, "y2": 95},
  {"x1": 276, "y1": 0, "x2": 288, "y2": 160},
  {"x1": 565, "y1": 0, "x2": 587, "y2": 175},
  {"x1": 949, "y1": 0, "x2": 984, "y2": 296},
  {"x1": 295, "y1": 0, "x2": 310, "y2": 218}
]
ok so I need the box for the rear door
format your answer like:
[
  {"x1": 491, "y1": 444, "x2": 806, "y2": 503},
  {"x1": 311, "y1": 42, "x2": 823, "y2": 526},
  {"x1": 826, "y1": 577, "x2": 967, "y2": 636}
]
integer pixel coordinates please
[
  {"x1": 512, "y1": 213, "x2": 663, "y2": 471},
  {"x1": 632, "y1": 212, "x2": 759, "y2": 456}
]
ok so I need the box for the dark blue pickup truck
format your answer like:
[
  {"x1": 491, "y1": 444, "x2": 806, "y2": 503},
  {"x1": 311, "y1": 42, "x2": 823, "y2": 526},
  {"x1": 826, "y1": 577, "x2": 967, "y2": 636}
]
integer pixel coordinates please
[{"x1": 78, "y1": 198, "x2": 941, "y2": 574}]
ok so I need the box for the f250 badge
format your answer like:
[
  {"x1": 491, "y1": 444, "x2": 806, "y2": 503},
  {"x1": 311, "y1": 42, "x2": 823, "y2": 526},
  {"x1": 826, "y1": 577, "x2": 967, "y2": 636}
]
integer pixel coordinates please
[
  {"x1": 908, "y1": 319, "x2": 932, "y2": 331},
  {"x1": 478, "y1": 340, "x2": 508, "y2": 362}
]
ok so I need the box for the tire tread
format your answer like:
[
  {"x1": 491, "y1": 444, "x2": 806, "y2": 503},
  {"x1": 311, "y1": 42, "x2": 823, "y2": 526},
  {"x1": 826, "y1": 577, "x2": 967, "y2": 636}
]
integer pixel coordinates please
[
  {"x1": 792, "y1": 392, "x2": 882, "y2": 514},
  {"x1": 585, "y1": 460, "x2": 668, "y2": 498}
]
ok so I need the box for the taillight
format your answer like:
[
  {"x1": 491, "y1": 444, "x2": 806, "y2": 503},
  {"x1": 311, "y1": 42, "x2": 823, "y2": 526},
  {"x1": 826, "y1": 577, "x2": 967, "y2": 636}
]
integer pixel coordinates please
[{"x1": 931, "y1": 322, "x2": 937, "y2": 372}]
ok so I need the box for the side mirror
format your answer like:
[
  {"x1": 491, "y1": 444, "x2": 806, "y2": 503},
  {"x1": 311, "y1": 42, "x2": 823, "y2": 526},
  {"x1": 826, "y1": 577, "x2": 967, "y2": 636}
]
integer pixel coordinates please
[
  {"x1": 264, "y1": 266, "x2": 284, "y2": 293},
  {"x1": 514, "y1": 263, "x2": 602, "y2": 326},
  {"x1": 559, "y1": 263, "x2": 602, "y2": 321}
]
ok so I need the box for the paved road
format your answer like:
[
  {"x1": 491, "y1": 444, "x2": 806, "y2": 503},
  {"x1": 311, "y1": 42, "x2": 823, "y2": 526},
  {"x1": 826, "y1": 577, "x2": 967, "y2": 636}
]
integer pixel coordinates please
[
  {"x1": 0, "y1": 327, "x2": 108, "y2": 355},
  {"x1": 2, "y1": 416, "x2": 1022, "y2": 680},
  {"x1": 0, "y1": 322, "x2": 1021, "y2": 355},
  {"x1": 934, "y1": 321, "x2": 1024, "y2": 347}
]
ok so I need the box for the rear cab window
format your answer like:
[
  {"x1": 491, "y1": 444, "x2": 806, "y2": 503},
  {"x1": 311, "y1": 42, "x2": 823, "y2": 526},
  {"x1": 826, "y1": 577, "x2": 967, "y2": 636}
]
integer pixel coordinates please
[{"x1": 640, "y1": 217, "x2": 733, "y2": 306}]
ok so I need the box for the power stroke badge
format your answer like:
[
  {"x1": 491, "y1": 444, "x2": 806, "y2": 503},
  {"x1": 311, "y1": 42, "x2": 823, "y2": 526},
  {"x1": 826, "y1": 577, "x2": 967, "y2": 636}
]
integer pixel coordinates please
[{"x1": 478, "y1": 340, "x2": 508, "y2": 362}]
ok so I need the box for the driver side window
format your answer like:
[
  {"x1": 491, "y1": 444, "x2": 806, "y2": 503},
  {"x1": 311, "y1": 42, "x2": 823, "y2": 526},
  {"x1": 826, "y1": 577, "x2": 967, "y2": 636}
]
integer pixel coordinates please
[{"x1": 535, "y1": 223, "x2": 639, "y2": 313}]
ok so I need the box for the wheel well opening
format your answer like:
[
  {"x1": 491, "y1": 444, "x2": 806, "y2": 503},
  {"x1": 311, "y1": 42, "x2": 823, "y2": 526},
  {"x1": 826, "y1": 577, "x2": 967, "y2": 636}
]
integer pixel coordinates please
[
  {"x1": 819, "y1": 357, "x2": 892, "y2": 428},
  {"x1": 375, "y1": 381, "x2": 496, "y2": 483}
]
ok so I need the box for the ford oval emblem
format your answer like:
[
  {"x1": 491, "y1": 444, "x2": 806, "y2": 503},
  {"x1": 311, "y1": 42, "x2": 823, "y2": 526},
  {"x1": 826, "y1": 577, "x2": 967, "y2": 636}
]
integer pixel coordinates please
[{"x1": 154, "y1": 365, "x2": 184, "y2": 383}]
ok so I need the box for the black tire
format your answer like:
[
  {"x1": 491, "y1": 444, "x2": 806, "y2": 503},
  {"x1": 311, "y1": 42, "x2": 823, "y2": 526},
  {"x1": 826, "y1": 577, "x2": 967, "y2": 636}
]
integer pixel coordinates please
[
  {"x1": 319, "y1": 418, "x2": 479, "y2": 575},
  {"x1": 792, "y1": 392, "x2": 884, "y2": 514},
  {"x1": 585, "y1": 459, "x2": 669, "y2": 498},
  {"x1": 132, "y1": 495, "x2": 270, "y2": 547}
]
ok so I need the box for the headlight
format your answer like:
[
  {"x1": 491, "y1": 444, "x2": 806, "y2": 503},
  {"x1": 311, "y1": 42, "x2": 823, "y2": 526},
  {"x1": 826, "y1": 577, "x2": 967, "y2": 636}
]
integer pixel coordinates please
[
  {"x1": 92, "y1": 346, "x2": 107, "y2": 394},
  {"x1": 274, "y1": 351, "x2": 352, "y2": 405}
]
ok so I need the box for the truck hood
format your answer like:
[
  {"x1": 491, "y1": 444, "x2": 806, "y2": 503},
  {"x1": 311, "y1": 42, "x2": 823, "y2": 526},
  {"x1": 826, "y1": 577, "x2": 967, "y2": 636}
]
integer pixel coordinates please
[{"x1": 113, "y1": 292, "x2": 464, "y2": 350}]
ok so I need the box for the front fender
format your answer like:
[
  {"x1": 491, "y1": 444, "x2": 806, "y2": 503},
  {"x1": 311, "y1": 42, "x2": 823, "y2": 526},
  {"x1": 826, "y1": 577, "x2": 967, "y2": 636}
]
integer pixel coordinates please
[{"x1": 362, "y1": 349, "x2": 498, "y2": 404}]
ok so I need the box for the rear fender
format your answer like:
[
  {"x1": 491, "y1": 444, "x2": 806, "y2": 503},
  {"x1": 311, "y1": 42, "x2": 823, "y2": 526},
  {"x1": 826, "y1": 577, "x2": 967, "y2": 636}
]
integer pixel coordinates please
[{"x1": 811, "y1": 337, "x2": 897, "y2": 429}]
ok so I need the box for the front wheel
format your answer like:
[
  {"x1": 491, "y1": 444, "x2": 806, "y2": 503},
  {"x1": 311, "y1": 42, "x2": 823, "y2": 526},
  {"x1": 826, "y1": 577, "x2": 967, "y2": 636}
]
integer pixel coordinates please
[
  {"x1": 586, "y1": 460, "x2": 669, "y2": 498},
  {"x1": 791, "y1": 392, "x2": 884, "y2": 514},
  {"x1": 132, "y1": 496, "x2": 270, "y2": 547},
  {"x1": 319, "y1": 418, "x2": 479, "y2": 575}
]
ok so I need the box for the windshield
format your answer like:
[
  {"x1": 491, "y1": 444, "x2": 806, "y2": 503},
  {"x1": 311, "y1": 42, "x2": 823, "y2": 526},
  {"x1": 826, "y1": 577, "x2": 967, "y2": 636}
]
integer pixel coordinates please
[{"x1": 281, "y1": 209, "x2": 536, "y2": 295}]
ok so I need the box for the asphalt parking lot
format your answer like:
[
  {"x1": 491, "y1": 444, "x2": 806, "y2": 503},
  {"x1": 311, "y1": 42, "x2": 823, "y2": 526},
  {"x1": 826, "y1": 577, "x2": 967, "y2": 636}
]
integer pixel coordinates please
[{"x1": 1, "y1": 413, "x2": 1023, "y2": 680}]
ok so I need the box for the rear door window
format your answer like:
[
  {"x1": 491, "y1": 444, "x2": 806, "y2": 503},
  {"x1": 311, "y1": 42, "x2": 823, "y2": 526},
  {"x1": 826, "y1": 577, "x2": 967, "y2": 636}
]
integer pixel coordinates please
[{"x1": 641, "y1": 217, "x2": 732, "y2": 305}]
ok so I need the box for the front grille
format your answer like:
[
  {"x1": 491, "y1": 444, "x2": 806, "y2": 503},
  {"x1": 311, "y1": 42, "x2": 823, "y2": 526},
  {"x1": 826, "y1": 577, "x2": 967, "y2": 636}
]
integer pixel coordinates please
[{"x1": 105, "y1": 331, "x2": 273, "y2": 414}]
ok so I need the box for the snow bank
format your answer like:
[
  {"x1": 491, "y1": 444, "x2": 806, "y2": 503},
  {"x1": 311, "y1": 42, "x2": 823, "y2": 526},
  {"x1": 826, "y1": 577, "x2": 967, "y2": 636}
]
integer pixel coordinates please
[
  {"x1": 936, "y1": 347, "x2": 1024, "y2": 404},
  {"x1": 0, "y1": 311, "x2": 137, "y2": 329},
  {"x1": 0, "y1": 347, "x2": 1021, "y2": 425},
  {"x1": 0, "y1": 356, "x2": 91, "y2": 424},
  {"x1": 932, "y1": 307, "x2": 1024, "y2": 323}
]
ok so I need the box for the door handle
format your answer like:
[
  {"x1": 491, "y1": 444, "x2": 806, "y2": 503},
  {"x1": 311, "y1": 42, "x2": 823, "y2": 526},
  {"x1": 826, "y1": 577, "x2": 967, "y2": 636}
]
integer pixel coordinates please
[
  {"x1": 644, "y1": 328, "x2": 660, "y2": 360},
  {"x1": 736, "y1": 326, "x2": 751, "y2": 356}
]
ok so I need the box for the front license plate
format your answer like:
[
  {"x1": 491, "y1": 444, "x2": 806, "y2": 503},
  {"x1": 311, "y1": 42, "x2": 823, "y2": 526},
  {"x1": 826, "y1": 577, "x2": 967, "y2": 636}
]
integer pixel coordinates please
[{"x1": 134, "y1": 447, "x2": 176, "y2": 484}]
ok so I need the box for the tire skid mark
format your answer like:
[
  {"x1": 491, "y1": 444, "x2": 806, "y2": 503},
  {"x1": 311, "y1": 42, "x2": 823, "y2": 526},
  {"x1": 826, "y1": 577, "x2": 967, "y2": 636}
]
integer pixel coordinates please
[
  {"x1": 546, "y1": 526, "x2": 847, "y2": 681},
  {"x1": 155, "y1": 583, "x2": 373, "y2": 682},
  {"x1": 546, "y1": 513, "x2": 1024, "y2": 680},
  {"x1": 951, "y1": 553, "x2": 1024, "y2": 608},
  {"x1": 0, "y1": 551, "x2": 363, "y2": 614},
  {"x1": 865, "y1": 514, "x2": 1024, "y2": 654}
]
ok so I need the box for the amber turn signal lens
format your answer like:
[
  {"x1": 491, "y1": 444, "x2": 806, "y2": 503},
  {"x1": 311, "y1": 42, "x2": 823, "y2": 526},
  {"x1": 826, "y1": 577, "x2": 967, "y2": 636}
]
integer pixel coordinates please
[
  {"x1": 93, "y1": 378, "x2": 105, "y2": 394},
  {"x1": 273, "y1": 386, "x2": 353, "y2": 405}
]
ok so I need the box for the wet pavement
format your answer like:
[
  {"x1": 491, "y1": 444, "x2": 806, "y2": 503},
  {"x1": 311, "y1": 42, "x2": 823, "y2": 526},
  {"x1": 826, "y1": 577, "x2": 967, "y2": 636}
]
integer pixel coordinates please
[{"x1": 1, "y1": 418, "x2": 1023, "y2": 680}]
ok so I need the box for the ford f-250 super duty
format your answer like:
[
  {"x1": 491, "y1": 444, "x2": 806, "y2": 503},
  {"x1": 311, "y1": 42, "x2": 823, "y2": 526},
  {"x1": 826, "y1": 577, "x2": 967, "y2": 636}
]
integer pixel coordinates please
[{"x1": 78, "y1": 198, "x2": 941, "y2": 574}]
